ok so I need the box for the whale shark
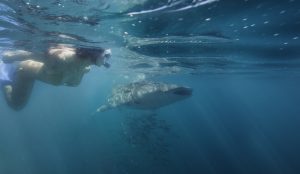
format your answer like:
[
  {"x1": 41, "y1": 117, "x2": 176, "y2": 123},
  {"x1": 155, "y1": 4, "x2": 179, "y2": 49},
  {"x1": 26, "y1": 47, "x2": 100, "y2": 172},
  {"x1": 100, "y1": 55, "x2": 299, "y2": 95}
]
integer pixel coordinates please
[{"x1": 96, "y1": 81, "x2": 192, "y2": 112}]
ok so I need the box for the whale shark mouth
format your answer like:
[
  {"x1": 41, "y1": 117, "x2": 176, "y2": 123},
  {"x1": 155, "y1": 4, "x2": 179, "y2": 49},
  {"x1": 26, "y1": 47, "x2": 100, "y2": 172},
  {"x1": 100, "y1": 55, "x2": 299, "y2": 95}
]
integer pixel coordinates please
[{"x1": 171, "y1": 87, "x2": 193, "y2": 96}]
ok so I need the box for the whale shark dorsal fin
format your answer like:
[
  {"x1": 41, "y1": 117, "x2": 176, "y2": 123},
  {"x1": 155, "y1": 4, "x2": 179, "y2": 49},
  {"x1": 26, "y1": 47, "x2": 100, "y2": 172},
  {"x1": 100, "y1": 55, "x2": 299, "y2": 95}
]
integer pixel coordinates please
[{"x1": 96, "y1": 105, "x2": 110, "y2": 112}]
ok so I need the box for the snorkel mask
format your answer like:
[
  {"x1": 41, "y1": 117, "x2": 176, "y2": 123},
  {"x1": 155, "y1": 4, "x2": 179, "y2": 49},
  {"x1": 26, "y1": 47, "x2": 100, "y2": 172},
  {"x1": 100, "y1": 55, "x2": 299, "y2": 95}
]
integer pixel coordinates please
[{"x1": 96, "y1": 49, "x2": 111, "y2": 68}]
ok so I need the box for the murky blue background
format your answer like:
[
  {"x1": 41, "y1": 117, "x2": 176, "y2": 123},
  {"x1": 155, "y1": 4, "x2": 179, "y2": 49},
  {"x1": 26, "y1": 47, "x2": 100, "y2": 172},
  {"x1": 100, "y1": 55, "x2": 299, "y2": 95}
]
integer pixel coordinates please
[{"x1": 1, "y1": 0, "x2": 300, "y2": 173}]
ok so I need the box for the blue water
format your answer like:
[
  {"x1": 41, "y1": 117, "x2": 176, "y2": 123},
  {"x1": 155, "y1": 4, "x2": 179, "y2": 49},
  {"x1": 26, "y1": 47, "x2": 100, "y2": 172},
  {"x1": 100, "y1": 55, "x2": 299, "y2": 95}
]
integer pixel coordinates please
[{"x1": 0, "y1": 0, "x2": 300, "y2": 174}]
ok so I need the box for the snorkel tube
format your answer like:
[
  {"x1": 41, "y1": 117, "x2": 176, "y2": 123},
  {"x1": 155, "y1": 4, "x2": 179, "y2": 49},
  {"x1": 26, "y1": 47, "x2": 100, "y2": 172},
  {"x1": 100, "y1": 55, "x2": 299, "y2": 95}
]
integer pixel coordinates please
[{"x1": 101, "y1": 49, "x2": 111, "y2": 68}]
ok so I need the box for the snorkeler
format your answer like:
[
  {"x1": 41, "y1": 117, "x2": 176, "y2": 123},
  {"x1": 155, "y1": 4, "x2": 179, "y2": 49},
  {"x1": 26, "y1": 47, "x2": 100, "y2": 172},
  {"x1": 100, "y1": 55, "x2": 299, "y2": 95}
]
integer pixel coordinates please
[{"x1": 0, "y1": 44, "x2": 111, "y2": 111}]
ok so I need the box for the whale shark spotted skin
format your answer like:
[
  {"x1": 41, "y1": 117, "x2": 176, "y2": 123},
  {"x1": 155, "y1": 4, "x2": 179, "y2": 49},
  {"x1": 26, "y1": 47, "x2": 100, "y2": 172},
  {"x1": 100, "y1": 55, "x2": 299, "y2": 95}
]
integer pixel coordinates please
[{"x1": 97, "y1": 81, "x2": 192, "y2": 112}]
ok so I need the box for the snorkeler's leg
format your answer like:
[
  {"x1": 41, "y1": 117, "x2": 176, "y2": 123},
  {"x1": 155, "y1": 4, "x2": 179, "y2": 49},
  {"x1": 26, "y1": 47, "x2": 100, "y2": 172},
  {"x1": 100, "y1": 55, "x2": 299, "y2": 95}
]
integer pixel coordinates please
[
  {"x1": 2, "y1": 60, "x2": 43, "y2": 110},
  {"x1": 18, "y1": 60, "x2": 44, "y2": 77},
  {"x1": 2, "y1": 68, "x2": 35, "y2": 111}
]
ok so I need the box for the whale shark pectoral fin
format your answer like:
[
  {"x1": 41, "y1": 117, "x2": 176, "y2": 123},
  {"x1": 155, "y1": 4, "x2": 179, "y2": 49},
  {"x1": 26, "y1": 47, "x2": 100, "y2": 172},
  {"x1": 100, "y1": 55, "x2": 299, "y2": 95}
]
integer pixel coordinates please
[
  {"x1": 96, "y1": 105, "x2": 110, "y2": 112},
  {"x1": 91, "y1": 105, "x2": 110, "y2": 116}
]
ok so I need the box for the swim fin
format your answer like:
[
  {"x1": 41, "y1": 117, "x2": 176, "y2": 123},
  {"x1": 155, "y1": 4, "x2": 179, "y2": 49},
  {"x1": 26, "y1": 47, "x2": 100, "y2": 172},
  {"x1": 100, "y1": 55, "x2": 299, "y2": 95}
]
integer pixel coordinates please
[{"x1": 0, "y1": 59, "x2": 16, "y2": 86}]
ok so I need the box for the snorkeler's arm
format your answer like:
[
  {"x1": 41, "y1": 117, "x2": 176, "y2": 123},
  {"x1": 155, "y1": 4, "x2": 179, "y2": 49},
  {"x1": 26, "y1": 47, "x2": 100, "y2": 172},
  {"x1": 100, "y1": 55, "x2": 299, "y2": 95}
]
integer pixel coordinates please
[{"x1": 2, "y1": 50, "x2": 34, "y2": 63}]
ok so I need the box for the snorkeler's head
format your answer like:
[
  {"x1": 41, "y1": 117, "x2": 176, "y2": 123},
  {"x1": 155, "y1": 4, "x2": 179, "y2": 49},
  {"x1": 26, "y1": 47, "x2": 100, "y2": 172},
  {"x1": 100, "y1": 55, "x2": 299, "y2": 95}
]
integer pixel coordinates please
[{"x1": 76, "y1": 46, "x2": 111, "y2": 67}]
